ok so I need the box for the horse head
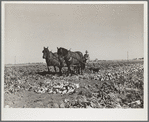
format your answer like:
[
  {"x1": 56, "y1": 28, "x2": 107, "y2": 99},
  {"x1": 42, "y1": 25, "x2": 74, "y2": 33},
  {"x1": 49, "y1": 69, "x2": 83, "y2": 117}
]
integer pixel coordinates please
[
  {"x1": 57, "y1": 47, "x2": 68, "y2": 57},
  {"x1": 42, "y1": 47, "x2": 50, "y2": 59}
]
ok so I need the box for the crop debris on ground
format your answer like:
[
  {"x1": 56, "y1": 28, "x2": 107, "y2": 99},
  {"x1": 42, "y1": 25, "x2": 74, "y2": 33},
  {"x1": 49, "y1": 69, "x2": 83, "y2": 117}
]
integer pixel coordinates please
[{"x1": 4, "y1": 60, "x2": 144, "y2": 108}]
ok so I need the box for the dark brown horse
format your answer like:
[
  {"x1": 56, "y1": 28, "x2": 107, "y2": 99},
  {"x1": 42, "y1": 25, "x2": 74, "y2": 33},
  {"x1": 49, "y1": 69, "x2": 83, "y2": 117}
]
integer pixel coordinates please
[
  {"x1": 57, "y1": 47, "x2": 85, "y2": 75},
  {"x1": 42, "y1": 47, "x2": 66, "y2": 74}
]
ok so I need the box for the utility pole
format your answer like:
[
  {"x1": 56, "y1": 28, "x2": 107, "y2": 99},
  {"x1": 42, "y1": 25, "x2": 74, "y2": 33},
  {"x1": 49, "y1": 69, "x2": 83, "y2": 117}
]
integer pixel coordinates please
[
  {"x1": 127, "y1": 51, "x2": 129, "y2": 60},
  {"x1": 14, "y1": 56, "x2": 16, "y2": 64}
]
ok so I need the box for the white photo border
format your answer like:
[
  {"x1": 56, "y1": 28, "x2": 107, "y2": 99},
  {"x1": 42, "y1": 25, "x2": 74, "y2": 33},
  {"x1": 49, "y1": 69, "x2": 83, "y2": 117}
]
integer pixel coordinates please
[{"x1": 1, "y1": 1, "x2": 148, "y2": 121}]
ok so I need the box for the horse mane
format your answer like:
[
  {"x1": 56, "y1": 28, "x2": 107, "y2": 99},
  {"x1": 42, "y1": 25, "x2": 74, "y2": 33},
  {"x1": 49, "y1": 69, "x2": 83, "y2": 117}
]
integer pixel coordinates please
[
  {"x1": 59, "y1": 47, "x2": 68, "y2": 55},
  {"x1": 60, "y1": 47, "x2": 68, "y2": 51}
]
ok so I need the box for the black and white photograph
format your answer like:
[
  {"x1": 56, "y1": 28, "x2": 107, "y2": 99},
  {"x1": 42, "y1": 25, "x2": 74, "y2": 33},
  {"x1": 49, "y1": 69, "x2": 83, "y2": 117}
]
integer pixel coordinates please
[{"x1": 1, "y1": 1, "x2": 148, "y2": 121}]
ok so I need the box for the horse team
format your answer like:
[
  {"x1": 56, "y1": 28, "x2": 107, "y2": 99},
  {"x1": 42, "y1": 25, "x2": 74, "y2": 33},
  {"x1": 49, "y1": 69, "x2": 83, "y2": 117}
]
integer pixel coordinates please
[{"x1": 42, "y1": 47, "x2": 89, "y2": 75}]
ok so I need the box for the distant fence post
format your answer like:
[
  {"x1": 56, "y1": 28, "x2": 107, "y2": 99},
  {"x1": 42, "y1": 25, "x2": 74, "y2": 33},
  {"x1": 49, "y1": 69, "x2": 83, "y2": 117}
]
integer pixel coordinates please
[
  {"x1": 14, "y1": 56, "x2": 16, "y2": 64},
  {"x1": 127, "y1": 51, "x2": 129, "y2": 60}
]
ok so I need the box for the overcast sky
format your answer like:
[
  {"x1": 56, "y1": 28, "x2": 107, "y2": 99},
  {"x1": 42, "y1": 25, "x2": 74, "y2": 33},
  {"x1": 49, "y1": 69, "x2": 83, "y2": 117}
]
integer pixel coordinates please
[{"x1": 4, "y1": 3, "x2": 144, "y2": 64}]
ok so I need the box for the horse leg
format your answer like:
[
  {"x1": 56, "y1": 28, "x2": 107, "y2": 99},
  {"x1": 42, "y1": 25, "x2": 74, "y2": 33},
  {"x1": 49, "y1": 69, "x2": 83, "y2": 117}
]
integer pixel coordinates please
[
  {"x1": 78, "y1": 66, "x2": 80, "y2": 74},
  {"x1": 59, "y1": 67, "x2": 62, "y2": 75},
  {"x1": 75, "y1": 66, "x2": 78, "y2": 74},
  {"x1": 80, "y1": 67, "x2": 83, "y2": 75},
  {"x1": 54, "y1": 66, "x2": 57, "y2": 72},
  {"x1": 80, "y1": 64, "x2": 83, "y2": 75},
  {"x1": 81, "y1": 67, "x2": 83, "y2": 75},
  {"x1": 67, "y1": 65, "x2": 72, "y2": 76},
  {"x1": 47, "y1": 66, "x2": 50, "y2": 72},
  {"x1": 74, "y1": 66, "x2": 77, "y2": 74}
]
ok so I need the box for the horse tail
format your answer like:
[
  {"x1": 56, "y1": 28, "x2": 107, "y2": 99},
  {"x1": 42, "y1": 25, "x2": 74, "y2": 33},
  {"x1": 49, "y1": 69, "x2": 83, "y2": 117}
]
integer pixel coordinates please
[{"x1": 75, "y1": 51, "x2": 86, "y2": 69}]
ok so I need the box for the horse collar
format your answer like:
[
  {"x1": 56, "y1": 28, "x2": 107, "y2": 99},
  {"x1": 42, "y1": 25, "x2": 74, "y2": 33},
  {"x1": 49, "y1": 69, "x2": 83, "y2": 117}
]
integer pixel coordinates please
[{"x1": 68, "y1": 57, "x2": 72, "y2": 61}]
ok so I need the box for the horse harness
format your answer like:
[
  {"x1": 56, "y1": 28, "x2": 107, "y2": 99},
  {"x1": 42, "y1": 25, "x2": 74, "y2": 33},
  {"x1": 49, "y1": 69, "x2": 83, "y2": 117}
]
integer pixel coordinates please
[{"x1": 62, "y1": 51, "x2": 86, "y2": 65}]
